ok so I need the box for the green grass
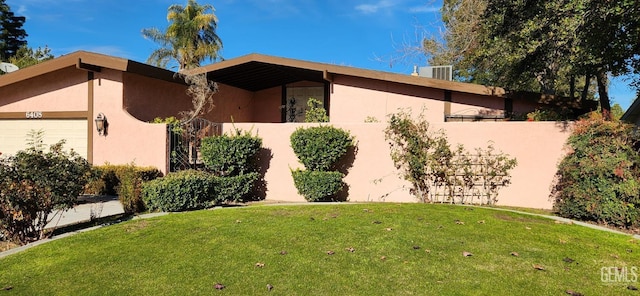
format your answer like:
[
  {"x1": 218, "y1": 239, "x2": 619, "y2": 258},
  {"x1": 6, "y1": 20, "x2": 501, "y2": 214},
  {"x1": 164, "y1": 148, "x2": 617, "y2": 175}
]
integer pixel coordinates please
[{"x1": 0, "y1": 203, "x2": 638, "y2": 295}]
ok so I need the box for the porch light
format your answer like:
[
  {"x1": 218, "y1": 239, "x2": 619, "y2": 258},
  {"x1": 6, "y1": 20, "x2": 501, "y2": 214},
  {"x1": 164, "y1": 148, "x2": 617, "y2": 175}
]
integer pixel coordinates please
[{"x1": 95, "y1": 113, "x2": 108, "y2": 136}]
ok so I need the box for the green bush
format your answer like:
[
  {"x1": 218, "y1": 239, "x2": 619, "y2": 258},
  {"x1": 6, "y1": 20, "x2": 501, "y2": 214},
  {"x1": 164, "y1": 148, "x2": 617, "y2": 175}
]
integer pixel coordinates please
[
  {"x1": 290, "y1": 125, "x2": 354, "y2": 171},
  {"x1": 291, "y1": 169, "x2": 345, "y2": 202},
  {"x1": 87, "y1": 164, "x2": 162, "y2": 196},
  {"x1": 86, "y1": 164, "x2": 162, "y2": 214},
  {"x1": 304, "y1": 97, "x2": 329, "y2": 123},
  {"x1": 213, "y1": 172, "x2": 260, "y2": 203},
  {"x1": 200, "y1": 131, "x2": 262, "y2": 176},
  {"x1": 142, "y1": 170, "x2": 216, "y2": 212},
  {"x1": 0, "y1": 139, "x2": 92, "y2": 244},
  {"x1": 552, "y1": 113, "x2": 640, "y2": 229}
]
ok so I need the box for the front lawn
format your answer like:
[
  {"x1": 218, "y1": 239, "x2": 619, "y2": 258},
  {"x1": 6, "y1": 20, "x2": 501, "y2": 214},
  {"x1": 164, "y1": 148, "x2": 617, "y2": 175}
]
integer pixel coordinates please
[{"x1": 0, "y1": 203, "x2": 637, "y2": 295}]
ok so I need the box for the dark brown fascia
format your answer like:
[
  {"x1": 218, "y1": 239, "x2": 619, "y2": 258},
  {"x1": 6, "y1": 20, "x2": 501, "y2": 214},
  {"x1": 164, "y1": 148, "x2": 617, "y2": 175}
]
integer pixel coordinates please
[
  {"x1": 190, "y1": 53, "x2": 507, "y2": 97},
  {"x1": 0, "y1": 51, "x2": 183, "y2": 88}
]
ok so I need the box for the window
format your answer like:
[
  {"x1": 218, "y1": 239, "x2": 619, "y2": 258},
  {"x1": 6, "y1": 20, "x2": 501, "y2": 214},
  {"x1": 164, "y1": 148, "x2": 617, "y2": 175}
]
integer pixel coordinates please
[{"x1": 284, "y1": 85, "x2": 325, "y2": 122}]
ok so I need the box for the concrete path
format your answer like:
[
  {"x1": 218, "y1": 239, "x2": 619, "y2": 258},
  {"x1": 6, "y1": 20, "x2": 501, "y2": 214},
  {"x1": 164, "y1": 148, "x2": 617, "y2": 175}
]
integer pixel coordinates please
[{"x1": 45, "y1": 195, "x2": 125, "y2": 229}]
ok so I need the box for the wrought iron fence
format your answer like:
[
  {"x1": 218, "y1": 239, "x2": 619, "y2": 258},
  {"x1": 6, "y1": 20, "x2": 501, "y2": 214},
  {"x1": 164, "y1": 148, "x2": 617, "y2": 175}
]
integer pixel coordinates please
[{"x1": 168, "y1": 118, "x2": 222, "y2": 172}]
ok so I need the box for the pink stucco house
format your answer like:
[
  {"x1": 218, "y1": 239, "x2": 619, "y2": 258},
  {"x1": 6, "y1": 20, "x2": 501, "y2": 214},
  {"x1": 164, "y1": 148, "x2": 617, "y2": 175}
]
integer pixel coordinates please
[{"x1": 0, "y1": 51, "x2": 590, "y2": 209}]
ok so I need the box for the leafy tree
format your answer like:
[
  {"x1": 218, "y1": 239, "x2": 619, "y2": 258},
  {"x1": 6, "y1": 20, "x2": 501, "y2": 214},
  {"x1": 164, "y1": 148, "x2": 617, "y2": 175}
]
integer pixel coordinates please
[
  {"x1": 0, "y1": 0, "x2": 26, "y2": 61},
  {"x1": 142, "y1": 0, "x2": 222, "y2": 71},
  {"x1": 476, "y1": 0, "x2": 640, "y2": 119},
  {"x1": 398, "y1": 0, "x2": 636, "y2": 120},
  {"x1": 7, "y1": 45, "x2": 54, "y2": 69},
  {"x1": 421, "y1": 0, "x2": 488, "y2": 82}
]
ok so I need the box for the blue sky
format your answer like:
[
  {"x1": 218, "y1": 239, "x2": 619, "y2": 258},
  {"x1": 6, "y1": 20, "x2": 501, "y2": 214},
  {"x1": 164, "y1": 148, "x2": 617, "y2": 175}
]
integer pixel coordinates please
[{"x1": 8, "y1": 0, "x2": 638, "y2": 109}]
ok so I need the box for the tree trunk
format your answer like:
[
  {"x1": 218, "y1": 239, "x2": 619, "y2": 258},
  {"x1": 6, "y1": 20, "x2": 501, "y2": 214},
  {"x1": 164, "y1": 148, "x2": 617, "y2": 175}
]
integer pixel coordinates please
[
  {"x1": 595, "y1": 70, "x2": 611, "y2": 120},
  {"x1": 569, "y1": 75, "x2": 575, "y2": 101},
  {"x1": 581, "y1": 73, "x2": 591, "y2": 102}
]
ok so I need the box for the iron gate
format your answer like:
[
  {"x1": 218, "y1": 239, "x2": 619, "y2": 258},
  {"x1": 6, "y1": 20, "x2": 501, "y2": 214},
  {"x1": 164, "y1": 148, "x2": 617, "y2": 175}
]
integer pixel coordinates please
[{"x1": 168, "y1": 118, "x2": 222, "y2": 172}]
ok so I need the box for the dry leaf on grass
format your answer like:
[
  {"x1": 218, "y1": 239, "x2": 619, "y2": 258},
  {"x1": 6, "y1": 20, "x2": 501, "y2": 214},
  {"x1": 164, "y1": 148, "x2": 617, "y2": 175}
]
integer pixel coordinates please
[
  {"x1": 455, "y1": 220, "x2": 465, "y2": 225},
  {"x1": 327, "y1": 250, "x2": 335, "y2": 255},
  {"x1": 413, "y1": 246, "x2": 421, "y2": 250},
  {"x1": 279, "y1": 250, "x2": 287, "y2": 255},
  {"x1": 346, "y1": 247, "x2": 355, "y2": 252},
  {"x1": 510, "y1": 252, "x2": 519, "y2": 257},
  {"x1": 628, "y1": 285, "x2": 638, "y2": 291},
  {"x1": 565, "y1": 290, "x2": 583, "y2": 296},
  {"x1": 255, "y1": 262, "x2": 265, "y2": 268},
  {"x1": 462, "y1": 251, "x2": 473, "y2": 257},
  {"x1": 214, "y1": 283, "x2": 225, "y2": 290},
  {"x1": 477, "y1": 220, "x2": 485, "y2": 224},
  {"x1": 562, "y1": 257, "x2": 574, "y2": 263},
  {"x1": 533, "y1": 264, "x2": 545, "y2": 270},
  {"x1": 267, "y1": 284, "x2": 274, "y2": 291}
]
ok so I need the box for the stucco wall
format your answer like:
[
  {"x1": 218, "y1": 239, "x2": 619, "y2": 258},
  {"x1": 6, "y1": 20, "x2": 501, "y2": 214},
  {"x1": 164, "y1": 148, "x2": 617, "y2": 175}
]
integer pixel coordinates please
[
  {"x1": 224, "y1": 121, "x2": 570, "y2": 209},
  {"x1": 251, "y1": 86, "x2": 282, "y2": 123},
  {"x1": 330, "y1": 76, "x2": 445, "y2": 123},
  {"x1": 0, "y1": 66, "x2": 87, "y2": 112},
  {"x1": 123, "y1": 72, "x2": 190, "y2": 122},
  {"x1": 92, "y1": 69, "x2": 169, "y2": 173}
]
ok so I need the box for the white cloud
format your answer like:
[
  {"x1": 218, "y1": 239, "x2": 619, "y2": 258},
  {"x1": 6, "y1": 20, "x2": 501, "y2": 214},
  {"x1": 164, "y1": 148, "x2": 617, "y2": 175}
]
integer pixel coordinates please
[{"x1": 355, "y1": 0, "x2": 395, "y2": 14}]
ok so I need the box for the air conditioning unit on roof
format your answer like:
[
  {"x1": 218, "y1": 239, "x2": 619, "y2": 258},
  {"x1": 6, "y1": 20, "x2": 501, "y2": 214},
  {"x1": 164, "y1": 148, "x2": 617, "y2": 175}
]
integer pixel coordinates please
[{"x1": 418, "y1": 65, "x2": 453, "y2": 81}]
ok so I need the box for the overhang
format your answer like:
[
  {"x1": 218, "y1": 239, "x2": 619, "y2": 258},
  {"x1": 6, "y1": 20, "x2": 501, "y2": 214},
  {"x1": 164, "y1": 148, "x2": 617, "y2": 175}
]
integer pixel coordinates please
[
  {"x1": 0, "y1": 51, "x2": 182, "y2": 88},
  {"x1": 191, "y1": 53, "x2": 508, "y2": 96}
]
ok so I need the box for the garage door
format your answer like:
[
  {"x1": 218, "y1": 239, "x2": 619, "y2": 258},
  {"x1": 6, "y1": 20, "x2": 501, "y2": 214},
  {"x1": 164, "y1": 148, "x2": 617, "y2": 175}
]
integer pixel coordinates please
[{"x1": 0, "y1": 119, "x2": 87, "y2": 159}]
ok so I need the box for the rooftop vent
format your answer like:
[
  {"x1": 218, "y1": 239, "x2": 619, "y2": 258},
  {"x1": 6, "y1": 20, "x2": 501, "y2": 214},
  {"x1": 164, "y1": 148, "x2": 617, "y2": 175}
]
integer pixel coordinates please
[{"x1": 418, "y1": 65, "x2": 453, "y2": 81}]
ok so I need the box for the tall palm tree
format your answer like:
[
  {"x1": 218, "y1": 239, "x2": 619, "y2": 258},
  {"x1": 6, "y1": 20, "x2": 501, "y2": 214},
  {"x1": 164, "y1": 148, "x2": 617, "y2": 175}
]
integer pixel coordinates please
[{"x1": 142, "y1": 0, "x2": 222, "y2": 71}]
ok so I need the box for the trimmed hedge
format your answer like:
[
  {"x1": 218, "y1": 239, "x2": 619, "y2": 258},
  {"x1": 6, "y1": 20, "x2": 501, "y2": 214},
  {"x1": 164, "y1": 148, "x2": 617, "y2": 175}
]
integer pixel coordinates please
[
  {"x1": 200, "y1": 132, "x2": 262, "y2": 176},
  {"x1": 85, "y1": 164, "x2": 163, "y2": 214},
  {"x1": 213, "y1": 172, "x2": 260, "y2": 203},
  {"x1": 142, "y1": 170, "x2": 216, "y2": 212},
  {"x1": 290, "y1": 125, "x2": 354, "y2": 171},
  {"x1": 291, "y1": 169, "x2": 345, "y2": 202}
]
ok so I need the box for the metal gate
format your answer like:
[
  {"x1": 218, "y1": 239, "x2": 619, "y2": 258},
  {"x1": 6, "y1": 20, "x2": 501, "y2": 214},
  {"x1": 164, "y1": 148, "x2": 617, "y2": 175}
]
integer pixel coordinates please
[{"x1": 168, "y1": 118, "x2": 222, "y2": 172}]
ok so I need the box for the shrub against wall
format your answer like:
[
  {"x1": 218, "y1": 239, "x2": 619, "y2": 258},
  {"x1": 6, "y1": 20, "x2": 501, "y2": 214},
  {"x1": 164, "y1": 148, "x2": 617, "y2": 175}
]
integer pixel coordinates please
[
  {"x1": 0, "y1": 138, "x2": 92, "y2": 244},
  {"x1": 290, "y1": 125, "x2": 355, "y2": 202},
  {"x1": 200, "y1": 130, "x2": 262, "y2": 176},
  {"x1": 552, "y1": 114, "x2": 640, "y2": 229},
  {"x1": 290, "y1": 125, "x2": 354, "y2": 172},
  {"x1": 85, "y1": 164, "x2": 163, "y2": 214},
  {"x1": 142, "y1": 170, "x2": 216, "y2": 212},
  {"x1": 201, "y1": 129, "x2": 263, "y2": 202},
  {"x1": 385, "y1": 109, "x2": 517, "y2": 205}
]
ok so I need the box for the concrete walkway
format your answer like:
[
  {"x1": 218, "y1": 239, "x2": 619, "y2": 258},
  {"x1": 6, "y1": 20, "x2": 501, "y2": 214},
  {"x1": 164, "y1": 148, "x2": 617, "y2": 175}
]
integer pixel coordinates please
[{"x1": 45, "y1": 195, "x2": 125, "y2": 229}]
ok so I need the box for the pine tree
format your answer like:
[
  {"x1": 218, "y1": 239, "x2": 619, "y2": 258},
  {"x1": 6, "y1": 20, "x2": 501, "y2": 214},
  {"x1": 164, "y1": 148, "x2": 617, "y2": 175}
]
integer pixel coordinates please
[{"x1": 0, "y1": 0, "x2": 27, "y2": 60}]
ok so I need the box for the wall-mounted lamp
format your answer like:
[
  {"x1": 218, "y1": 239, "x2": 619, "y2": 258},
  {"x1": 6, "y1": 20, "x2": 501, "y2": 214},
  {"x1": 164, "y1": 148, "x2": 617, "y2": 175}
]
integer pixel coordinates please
[{"x1": 95, "y1": 112, "x2": 108, "y2": 136}]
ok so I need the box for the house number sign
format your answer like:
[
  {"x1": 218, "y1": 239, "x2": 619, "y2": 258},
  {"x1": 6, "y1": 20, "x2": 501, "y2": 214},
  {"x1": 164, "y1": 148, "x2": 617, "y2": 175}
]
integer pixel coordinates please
[{"x1": 25, "y1": 111, "x2": 43, "y2": 119}]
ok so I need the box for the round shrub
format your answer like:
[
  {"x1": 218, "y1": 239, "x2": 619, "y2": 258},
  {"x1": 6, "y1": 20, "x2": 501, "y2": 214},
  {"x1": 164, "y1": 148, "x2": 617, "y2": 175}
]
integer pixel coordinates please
[
  {"x1": 142, "y1": 170, "x2": 215, "y2": 212},
  {"x1": 290, "y1": 125, "x2": 354, "y2": 171},
  {"x1": 552, "y1": 114, "x2": 640, "y2": 229},
  {"x1": 200, "y1": 132, "x2": 262, "y2": 176},
  {"x1": 291, "y1": 169, "x2": 345, "y2": 202}
]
